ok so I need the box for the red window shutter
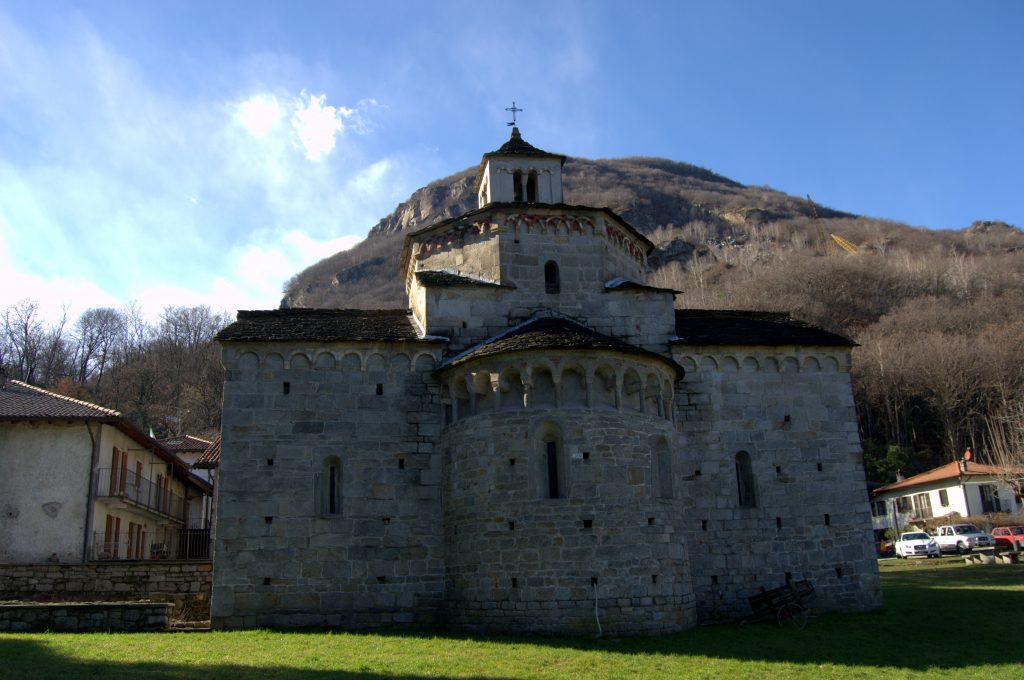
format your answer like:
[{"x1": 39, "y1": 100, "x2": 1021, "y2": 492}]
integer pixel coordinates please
[
  {"x1": 110, "y1": 448, "x2": 121, "y2": 495},
  {"x1": 119, "y1": 452, "x2": 128, "y2": 494}
]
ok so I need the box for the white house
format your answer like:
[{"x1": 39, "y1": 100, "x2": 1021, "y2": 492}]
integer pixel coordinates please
[
  {"x1": 0, "y1": 378, "x2": 213, "y2": 563},
  {"x1": 870, "y1": 459, "x2": 1023, "y2": 534}
]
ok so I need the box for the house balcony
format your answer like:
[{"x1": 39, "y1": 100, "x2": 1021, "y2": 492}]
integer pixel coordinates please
[
  {"x1": 94, "y1": 467, "x2": 188, "y2": 523},
  {"x1": 91, "y1": 528, "x2": 211, "y2": 561}
]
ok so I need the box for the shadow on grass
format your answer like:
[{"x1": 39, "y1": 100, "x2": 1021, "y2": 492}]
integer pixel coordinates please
[
  {"x1": 2, "y1": 563, "x2": 1021, "y2": 677},
  {"x1": 0, "y1": 638, "x2": 515, "y2": 680}
]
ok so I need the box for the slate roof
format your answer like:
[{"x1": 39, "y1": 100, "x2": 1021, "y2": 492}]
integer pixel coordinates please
[
  {"x1": 604, "y1": 278, "x2": 680, "y2": 295},
  {"x1": 0, "y1": 379, "x2": 120, "y2": 420},
  {"x1": 872, "y1": 461, "x2": 1024, "y2": 497},
  {"x1": 415, "y1": 270, "x2": 510, "y2": 288},
  {"x1": 158, "y1": 434, "x2": 212, "y2": 453},
  {"x1": 442, "y1": 316, "x2": 683, "y2": 376},
  {"x1": 673, "y1": 310, "x2": 855, "y2": 347},
  {"x1": 482, "y1": 127, "x2": 566, "y2": 162},
  {"x1": 194, "y1": 437, "x2": 221, "y2": 469},
  {"x1": 216, "y1": 309, "x2": 442, "y2": 343}
]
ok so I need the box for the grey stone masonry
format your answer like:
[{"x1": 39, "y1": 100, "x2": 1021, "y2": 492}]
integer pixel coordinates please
[
  {"x1": 211, "y1": 128, "x2": 882, "y2": 634},
  {"x1": 0, "y1": 602, "x2": 171, "y2": 632},
  {"x1": 213, "y1": 344, "x2": 445, "y2": 629},
  {"x1": 0, "y1": 561, "x2": 212, "y2": 620}
]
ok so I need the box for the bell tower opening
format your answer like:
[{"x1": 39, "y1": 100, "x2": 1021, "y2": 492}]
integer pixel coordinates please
[{"x1": 475, "y1": 123, "x2": 566, "y2": 207}]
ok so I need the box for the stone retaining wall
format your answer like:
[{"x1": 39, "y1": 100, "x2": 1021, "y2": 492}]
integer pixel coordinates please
[
  {"x1": 0, "y1": 602, "x2": 171, "y2": 632},
  {"x1": 0, "y1": 561, "x2": 212, "y2": 620}
]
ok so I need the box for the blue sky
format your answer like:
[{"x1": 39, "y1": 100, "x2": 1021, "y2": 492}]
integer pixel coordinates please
[{"x1": 1, "y1": 1, "x2": 1021, "y2": 323}]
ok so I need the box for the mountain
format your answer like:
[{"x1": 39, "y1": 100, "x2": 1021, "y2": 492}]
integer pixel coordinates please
[
  {"x1": 279, "y1": 155, "x2": 1024, "y2": 474},
  {"x1": 281, "y1": 156, "x2": 1022, "y2": 313}
]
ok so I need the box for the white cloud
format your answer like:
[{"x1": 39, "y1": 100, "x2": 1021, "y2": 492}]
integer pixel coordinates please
[
  {"x1": 291, "y1": 92, "x2": 351, "y2": 161},
  {"x1": 234, "y1": 94, "x2": 283, "y2": 138},
  {"x1": 0, "y1": 11, "x2": 406, "y2": 327}
]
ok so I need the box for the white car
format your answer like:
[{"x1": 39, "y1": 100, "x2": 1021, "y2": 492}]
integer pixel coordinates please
[{"x1": 895, "y1": 532, "x2": 940, "y2": 558}]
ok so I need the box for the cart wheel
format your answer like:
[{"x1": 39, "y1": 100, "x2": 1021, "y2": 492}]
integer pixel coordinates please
[{"x1": 777, "y1": 602, "x2": 808, "y2": 628}]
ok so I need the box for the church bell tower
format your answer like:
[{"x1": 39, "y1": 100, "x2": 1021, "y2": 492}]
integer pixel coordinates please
[{"x1": 476, "y1": 126, "x2": 567, "y2": 208}]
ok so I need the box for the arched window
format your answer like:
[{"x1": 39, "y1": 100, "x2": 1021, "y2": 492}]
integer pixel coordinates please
[
  {"x1": 544, "y1": 260, "x2": 560, "y2": 294},
  {"x1": 513, "y1": 170, "x2": 524, "y2": 202},
  {"x1": 546, "y1": 440, "x2": 560, "y2": 499},
  {"x1": 526, "y1": 170, "x2": 538, "y2": 202},
  {"x1": 536, "y1": 423, "x2": 566, "y2": 499},
  {"x1": 317, "y1": 456, "x2": 342, "y2": 516},
  {"x1": 655, "y1": 440, "x2": 673, "y2": 499},
  {"x1": 735, "y1": 451, "x2": 757, "y2": 508}
]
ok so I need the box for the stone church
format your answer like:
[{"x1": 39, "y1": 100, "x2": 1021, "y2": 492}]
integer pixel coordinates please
[{"x1": 211, "y1": 128, "x2": 882, "y2": 634}]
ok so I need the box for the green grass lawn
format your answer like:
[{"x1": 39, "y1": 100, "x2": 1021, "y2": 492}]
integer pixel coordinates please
[{"x1": 2, "y1": 558, "x2": 1022, "y2": 679}]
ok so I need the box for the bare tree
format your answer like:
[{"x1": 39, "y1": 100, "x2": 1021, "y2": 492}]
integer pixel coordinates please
[{"x1": 982, "y1": 397, "x2": 1024, "y2": 508}]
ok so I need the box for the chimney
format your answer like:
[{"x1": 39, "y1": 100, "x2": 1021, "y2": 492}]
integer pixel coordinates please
[
  {"x1": 895, "y1": 469, "x2": 904, "y2": 481},
  {"x1": 0, "y1": 366, "x2": 7, "y2": 389}
]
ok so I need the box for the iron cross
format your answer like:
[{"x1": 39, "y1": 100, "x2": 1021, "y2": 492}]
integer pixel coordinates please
[{"x1": 505, "y1": 101, "x2": 523, "y2": 126}]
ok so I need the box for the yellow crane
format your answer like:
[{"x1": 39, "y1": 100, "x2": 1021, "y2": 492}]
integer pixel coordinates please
[{"x1": 806, "y1": 195, "x2": 860, "y2": 256}]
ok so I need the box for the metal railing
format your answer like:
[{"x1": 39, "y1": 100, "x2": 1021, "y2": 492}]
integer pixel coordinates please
[
  {"x1": 91, "y1": 528, "x2": 211, "y2": 561},
  {"x1": 95, "y1": 468, "x2": 187, "y2": 522}
]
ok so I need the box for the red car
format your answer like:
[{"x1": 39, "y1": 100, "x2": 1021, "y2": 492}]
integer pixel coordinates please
[{"x1": 991, "y1": 526, "x2": 1024, "y2": 551}]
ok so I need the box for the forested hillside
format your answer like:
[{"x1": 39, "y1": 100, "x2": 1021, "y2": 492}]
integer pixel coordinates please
[{"x1": 0, "y1": 301, "x2": 227, "y2": 440}]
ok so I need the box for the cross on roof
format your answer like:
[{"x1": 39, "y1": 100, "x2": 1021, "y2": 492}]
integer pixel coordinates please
[{"x1": 505, "y1": 101, "x2": 522, "y2": 127}]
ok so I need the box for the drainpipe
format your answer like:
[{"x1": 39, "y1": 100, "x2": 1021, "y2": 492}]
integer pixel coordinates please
[{"x1": 82, "y1": 421, "x2": 102, "y2": 563}]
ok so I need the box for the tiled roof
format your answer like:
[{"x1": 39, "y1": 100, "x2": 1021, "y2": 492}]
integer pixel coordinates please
[
  {"x1": 194, "y1": 437, "x2": 221, "y2": 469},
  {"x1": 673, "y1": 310, "x2": 855, "y2": 347},
  {"x1": 872, "y1": 461, "x2": 1024, "y2": 496},
  {"x1": 415, "y1": 270, "x2": 510, "y2": 288},
  {"x1": 443, "y1": 316, "x2": 683, "y2": 376},
  {"x1": 158, "y1": 434, "x2": 212, "y2": 453},
  {"x1": 0, "y1": 379, "x2": 120, "y2": 420},
  {"x1": 482, "y1": 127, "x2": 566, "y2": 161},
  {"x1": 216, "y1": 309, "x2": 442, "y2": 343}
]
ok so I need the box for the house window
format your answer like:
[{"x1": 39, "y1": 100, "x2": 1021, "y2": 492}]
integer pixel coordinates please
[
  {"x1": 102, "y1": 514, "x2": 121, "y2": 560},
  {"x1": 544, "y1": 260, "x2": 560, "y2": 294},
  {"x1": 109, "y1": 447, "x2": 127, "y2": 496},
  {"x1": 317, "y1": 456, "x2": 342, "y2": 516},
  {"x1": 912, "y1": 493, "x2": 932, "y2": 519},
  {"x1": 895, "y1": 497, "x2": 909, "y2": 513},
  {"x1": 871, "y1": 500, "x2": 886, "y2": 517},
  {"x1": 735, "y1": 451, "x2": 757, "y2": 508},
  {"x1": 526, "y1": 170, "x2": 538, "y2": 202},
  {"x1": 938, "y1": 489, "x2": 949, "y2": 506},
  {"x1": 980, "y1": 485, "x2": 1001, "y2": 513}
]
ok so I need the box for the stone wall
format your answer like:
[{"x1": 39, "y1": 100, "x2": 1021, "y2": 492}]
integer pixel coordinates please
[
  {"x1": 212, "y1": 343, "x2": 445, "y2": 629},
  {"x1": 440, "y1": 409, "x2": 695, "y2": 636},
  {"x1": 672, "y1": 347, "x2": 883, "y2": 620},
  {"x1": 0, "y1": 561, "x2": 212, "y2": 620},
  {"x1": 0, "y1": 602, "x2": 171, "y2": 632},
  {"x1": 410, "y1": 207, "x2": 675, "y2": 355}
]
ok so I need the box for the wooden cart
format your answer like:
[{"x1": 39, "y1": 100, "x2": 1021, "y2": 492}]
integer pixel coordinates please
[{"x1": 746, "y1": 579, "x2": 815, "y2": 627}]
